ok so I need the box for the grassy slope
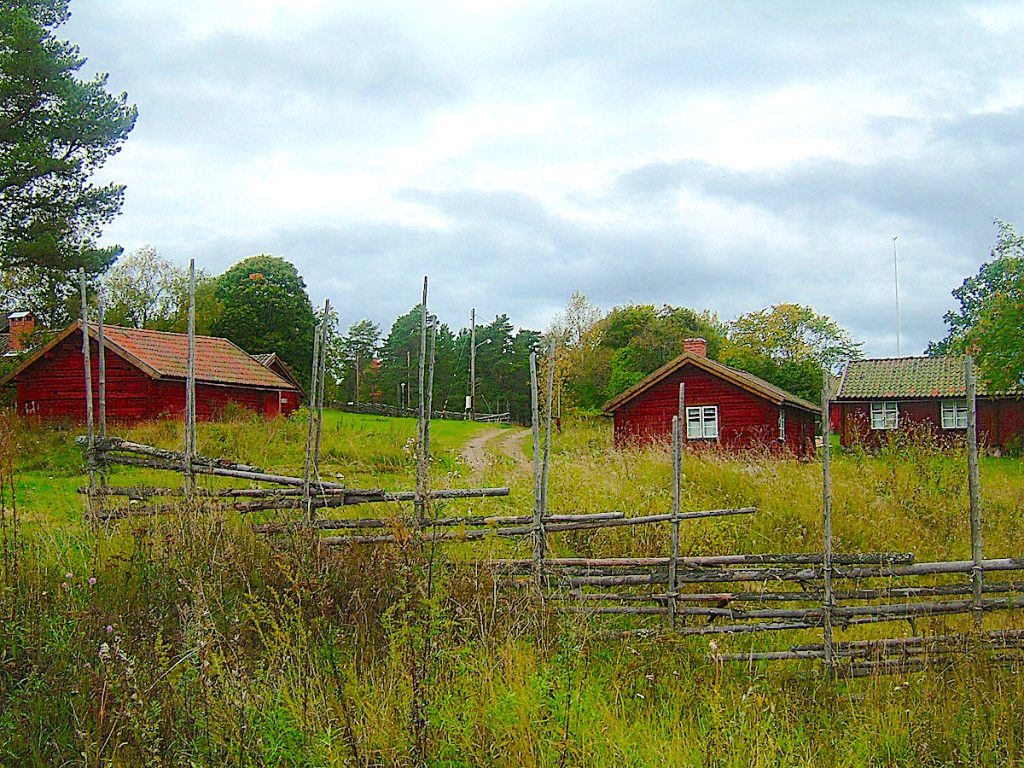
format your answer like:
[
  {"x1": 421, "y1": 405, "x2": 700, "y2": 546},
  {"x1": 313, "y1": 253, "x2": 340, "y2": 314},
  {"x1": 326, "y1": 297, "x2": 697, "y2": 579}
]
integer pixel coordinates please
[{"x1": 1, "y1": 411, "x2": 1023, "y2": 766}]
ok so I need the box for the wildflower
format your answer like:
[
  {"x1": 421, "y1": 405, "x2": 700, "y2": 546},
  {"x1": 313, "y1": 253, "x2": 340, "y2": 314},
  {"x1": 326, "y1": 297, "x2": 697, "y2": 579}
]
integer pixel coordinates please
[
  {"x1": 88, "y1": 577, "x2": 97, "y2": 586},
  {"x1": 106, "y1": 625, "x2": 113, "y2": 634},
  {"x1": 65, "y1": 572, "x2": 73, "y2": 580},
  {"x1": 60, "y1": 582, "x2": 69, "y2": 590},
  {"x1": 98, "y1": 643, "x2": 110, "y2": 661}
]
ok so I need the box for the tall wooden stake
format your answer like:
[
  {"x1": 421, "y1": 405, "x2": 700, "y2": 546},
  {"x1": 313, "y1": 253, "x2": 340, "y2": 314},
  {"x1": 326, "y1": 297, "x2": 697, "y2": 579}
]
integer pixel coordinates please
[
  {"x1": 530, "y1": 352, "x2": 542, "y2": 582},
  {"x1": 184, "y1": 259, "x2": 197, "y2": 498},
  {"x1": 966, "y1": 355, "x2": 983, "y2": 629},
  {"x1": 821, "y1": 367, "x2": 835, "y2": 669},
  {"x1": 670, "y1": 414, "x2": 681, "y2": 629},
  {"x1": 79, "y1": 269, "x2": 96, "y2": 519},
  {"x1": 302, "y1": 316, "x2": 322, "y2": 525},
  {"x1": 415, "y1": 277, "x2": 429, "y2": 519},
  {"x1": 539, "y1": 340, "x2": 555, "y2": 541},
  {"x1": 423, "y1": 323, "x2": 437, "y2": 519},
  {"x1": 96, "y1": 287, "x2": 107, "y2": 518},
  {"x1": 312, "y1": 299, "x2": 330, "y2": 513},
  {"x1": 469, "y1": 307, "x2": 476, "y2": 421}
]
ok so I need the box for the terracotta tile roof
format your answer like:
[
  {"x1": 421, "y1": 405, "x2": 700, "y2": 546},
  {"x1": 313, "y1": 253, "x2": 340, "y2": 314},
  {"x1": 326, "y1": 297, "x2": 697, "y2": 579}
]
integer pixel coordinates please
[
  {"x1": 98, "y1": 324, "x2": 297, "y2": 390},
  {"x1": 835, "y1": 356, "x2": 1019, "y2": 399},
  {"x1": 250, "y1": 353, "x2": 274, "y2": 366}
]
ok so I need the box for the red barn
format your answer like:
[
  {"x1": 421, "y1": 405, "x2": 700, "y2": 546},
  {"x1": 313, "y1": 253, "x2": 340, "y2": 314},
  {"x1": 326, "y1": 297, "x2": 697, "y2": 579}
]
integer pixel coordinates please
[
  {"x1": 603, "y1": 339, "x2": 819, "y2": 456},
  {"x1": 832, "y1": 356, "x2": 1024, "y2": 451},
  {"x1": 0, "y1": 321, "x2": 300, "y2": 422},
  {"x1": 251, "y1": 352, "x2": 304, "y2": 413}
]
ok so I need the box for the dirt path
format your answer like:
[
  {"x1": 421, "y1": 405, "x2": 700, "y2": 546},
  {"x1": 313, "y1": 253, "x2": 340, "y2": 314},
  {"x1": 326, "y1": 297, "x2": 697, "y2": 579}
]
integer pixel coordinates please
[{"x1": 460, "y1": 427, "x2": 531, "y2": 481}]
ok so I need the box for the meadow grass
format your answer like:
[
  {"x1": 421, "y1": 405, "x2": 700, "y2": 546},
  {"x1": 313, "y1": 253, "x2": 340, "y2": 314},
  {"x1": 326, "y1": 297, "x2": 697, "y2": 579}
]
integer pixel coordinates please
[{"x1": 1, "y1": 410, "x2": 1023, "y2": 766}]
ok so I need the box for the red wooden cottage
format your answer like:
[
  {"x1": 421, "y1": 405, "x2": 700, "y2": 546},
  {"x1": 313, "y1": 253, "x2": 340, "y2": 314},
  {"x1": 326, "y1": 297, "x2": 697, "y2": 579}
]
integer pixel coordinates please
[
  {"x1": 251, "y1": 352, "x2": 304, "y2": 412},
  {"x1": 0, "y1": 321, "x2": 300, "y2": 422},
  {"x1": 832, "y1": 356, "x2": 1024, "y2": 450},
  {"x1": 603, "y1": 339, "x2": 819, "y2": 456}
]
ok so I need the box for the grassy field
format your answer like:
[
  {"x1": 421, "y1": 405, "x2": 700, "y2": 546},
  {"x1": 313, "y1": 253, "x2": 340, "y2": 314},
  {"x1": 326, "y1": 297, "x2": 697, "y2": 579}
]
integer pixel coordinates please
[{"x1": 1, "y1": 409, "x2": 1023, "y2": 766}]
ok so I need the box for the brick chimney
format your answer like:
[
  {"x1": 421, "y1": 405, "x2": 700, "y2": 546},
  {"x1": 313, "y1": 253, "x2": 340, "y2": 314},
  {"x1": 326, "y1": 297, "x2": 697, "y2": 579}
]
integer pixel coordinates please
[
  {"x1": 683, "y1": 337, "x2": 707, "y2": 357},
  {"x1": 8, "y1": 311, "x2": 35, "y2": 352}
]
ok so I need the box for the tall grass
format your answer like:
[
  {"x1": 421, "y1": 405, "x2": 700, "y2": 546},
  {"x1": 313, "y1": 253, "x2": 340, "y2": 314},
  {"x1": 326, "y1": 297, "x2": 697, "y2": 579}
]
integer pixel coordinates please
[{"x1": 0, "y1": 411, "x2": 1022, "y2": 765}]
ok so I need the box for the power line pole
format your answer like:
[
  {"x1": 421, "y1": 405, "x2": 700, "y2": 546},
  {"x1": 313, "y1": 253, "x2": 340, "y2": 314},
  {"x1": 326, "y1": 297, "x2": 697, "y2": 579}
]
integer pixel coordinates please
[
  {"x1": 893, "y1": 235, "x2": 901, "y2": 357},
  {"x1": 469, "y1": 307, "x2": 476, "y2": 421}
]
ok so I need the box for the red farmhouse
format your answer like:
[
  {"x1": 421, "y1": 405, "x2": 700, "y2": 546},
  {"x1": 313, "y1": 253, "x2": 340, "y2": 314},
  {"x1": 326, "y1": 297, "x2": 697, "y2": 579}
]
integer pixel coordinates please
[
  {"x1": 251, "y1": 352, "x2": 304, "y2": 413},
  {"x1": 832, "y1": 356, "x2": 1024, "y2": 450},
  {"x1": 0, "y1": 321, "x2": 300, "y2": 422},
  {"x1": 603, "y1": 339, "x2": 819, "y2": 456}
]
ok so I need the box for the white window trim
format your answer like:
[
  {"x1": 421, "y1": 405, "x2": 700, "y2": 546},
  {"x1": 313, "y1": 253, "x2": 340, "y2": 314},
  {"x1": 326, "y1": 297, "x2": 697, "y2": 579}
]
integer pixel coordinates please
[
  {"x1": 778, "y1": 408, "x2": 786, "y2": 441},
  {"x1": 870, "y1": 401, "x2": 899, "y2": 430},
  {"x1": 941, "y1": 399, "x2": 968, "y2": 430},
  {"x1": 686, "y1": 405, "x2": 719, "y2": 440}
]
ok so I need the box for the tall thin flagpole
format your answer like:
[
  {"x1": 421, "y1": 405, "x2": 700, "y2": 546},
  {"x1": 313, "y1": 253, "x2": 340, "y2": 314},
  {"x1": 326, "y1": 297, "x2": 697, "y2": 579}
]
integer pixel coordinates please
[{"x1": 892, "y1": 236, "x2": 901, "y2": 357}]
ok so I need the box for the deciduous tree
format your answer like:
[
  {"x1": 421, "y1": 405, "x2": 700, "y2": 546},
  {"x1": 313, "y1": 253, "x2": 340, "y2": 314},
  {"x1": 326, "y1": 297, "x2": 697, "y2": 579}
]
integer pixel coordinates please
[
  {"x1": 212, "y1": 255, "x2": 316, "y2": 386},
  {"x1": 930, "y1": 220, "x2": 1024, "y2": 389}
]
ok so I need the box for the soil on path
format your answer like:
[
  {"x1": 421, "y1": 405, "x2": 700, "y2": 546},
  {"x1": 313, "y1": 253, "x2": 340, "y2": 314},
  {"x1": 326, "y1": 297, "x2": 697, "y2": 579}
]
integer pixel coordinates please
[{"x1": 460, "y1": 427, "x2": 531, "y2": 481}]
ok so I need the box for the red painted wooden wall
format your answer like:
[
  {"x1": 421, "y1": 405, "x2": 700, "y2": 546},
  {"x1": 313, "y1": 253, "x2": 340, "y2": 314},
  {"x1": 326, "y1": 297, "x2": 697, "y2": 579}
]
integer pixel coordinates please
[
  {"x1": 612, "y1": 364, "x2": 817, "y2": 456},
  {"x1": 835, "y1": 398, "x2": 1024, "y2": 450},
  {"x1": 14, "y1": 331, "x2": 292, "y2": 423}
]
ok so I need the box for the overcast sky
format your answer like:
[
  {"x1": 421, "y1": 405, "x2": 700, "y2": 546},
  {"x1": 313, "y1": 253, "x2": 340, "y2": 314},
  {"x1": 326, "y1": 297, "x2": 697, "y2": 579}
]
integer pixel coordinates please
[{"x1": 64, "y1": 1, "x2": 1024, "y2": 356}]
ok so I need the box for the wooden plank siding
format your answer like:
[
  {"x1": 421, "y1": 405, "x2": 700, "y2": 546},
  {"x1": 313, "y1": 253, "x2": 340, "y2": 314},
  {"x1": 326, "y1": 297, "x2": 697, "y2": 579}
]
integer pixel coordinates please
[
  {"x1": 836, "y1": 398, "x2": 1024, "y2": 451},
  {"x1": 14, "y1": 330, "x2": 290, "y2": 423},
  {"x1": 613, "y1": 364, "x2": 816, "y2": 456}
]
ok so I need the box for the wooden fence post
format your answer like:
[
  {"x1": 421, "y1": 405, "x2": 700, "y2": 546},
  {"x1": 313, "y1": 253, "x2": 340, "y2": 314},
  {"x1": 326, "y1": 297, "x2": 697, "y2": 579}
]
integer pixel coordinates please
[
  {"x1": 821, "y1": 367, "x2": 835, "y2": 669},
  {"x1": 530, "y1": 352, "x2": 542, "y2": 583},
  {"x1": 966, "y1": 355, "x2": 984, "y2": 629},
  {"x1": 670, "y1": 415, "x2": 680, "y2": 629},
  {"x1": 184, "y1": 259, "x2": 197, "y2": 498},
  {"x1": 79, "y1": 269, "x2": 96, "y2": 519},
  {"x1": 415, "y1": 277, "x2": 429, "y2": 520},
  {"x1": 539, "y1": 340, "x2": 554, "y2": 556},
  {"x1": 96, "y1": 288, "x2": 107, "y2": 518},
  {"x1": 302, "y1": 314, "x2": 322, "y2": 525}
]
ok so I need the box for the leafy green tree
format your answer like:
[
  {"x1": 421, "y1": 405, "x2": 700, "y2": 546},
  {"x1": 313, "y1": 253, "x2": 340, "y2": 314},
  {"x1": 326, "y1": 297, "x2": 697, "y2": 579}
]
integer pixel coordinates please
[
  {"x1": 0, "y1": 0, "x2": 137, "y2": 323},
  {"x1": 929, "y1": 220, "x2": 1024, "y2": 389},
  {"x1": 102, "y1": 246, "x2": 185, "y2": 329},
  {"x1": 212, "y1": 255, "x2": 317, "y2": 386},
  {"x1": 553, "y1": 301, "x2": 726, "y2": 409},
  {"x1": 721, "y1": 303, "x2": 862, "y2": 402}
]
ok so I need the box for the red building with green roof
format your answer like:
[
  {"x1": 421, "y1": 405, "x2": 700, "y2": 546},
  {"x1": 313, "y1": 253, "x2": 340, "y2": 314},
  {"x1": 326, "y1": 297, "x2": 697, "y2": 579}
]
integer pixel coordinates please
[{"x1": 832, "y1": 356, "x2": 1024, "y2": 451}]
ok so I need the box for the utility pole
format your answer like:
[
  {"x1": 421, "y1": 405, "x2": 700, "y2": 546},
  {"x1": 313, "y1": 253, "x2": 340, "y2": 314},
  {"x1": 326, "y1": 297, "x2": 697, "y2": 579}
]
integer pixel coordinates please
[
  {"x1": 893, "y1": 235, "x2": 901, "y2": 357},
  {"x1": 469, "y1": 307, "x2": 476, "y2": 421}
]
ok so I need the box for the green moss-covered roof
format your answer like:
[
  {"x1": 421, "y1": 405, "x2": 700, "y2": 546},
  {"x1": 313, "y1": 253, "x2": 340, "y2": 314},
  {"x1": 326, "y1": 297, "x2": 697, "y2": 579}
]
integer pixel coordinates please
[{"x1": 835, "y1": 356, "x2": 1018, "y2": 399}]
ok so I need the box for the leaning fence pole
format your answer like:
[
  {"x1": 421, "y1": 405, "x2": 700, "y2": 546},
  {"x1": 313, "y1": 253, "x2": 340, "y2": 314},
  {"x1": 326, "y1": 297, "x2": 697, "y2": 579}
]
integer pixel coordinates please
[
  {"x1": 538, "y1": 340, "x2": 555, "y2": 557},
  {"x1": 821, "y1": 367, "x2": 835, "y2": 669},
  {"x1": 302, "y1": 317, "x2": 322, "y2": 525},
  {"x1": 183, "y1": 259, "x2": 197, "y2": 498},
  {"x1": 530, "y1": 352, "x2": 542, "y2": 582},
  {"x1": 966, "y1": 355, "x2": 984, "y2": 629},
  {"x1": 96, "y1": 288, "x2": 108, "y2": 517},
  {"x1": 422, "y1": 322, "x2": 437, "y2": 522},
  {"x1": 312, "y1": 300, "x2": 330, "y2": 515},
  {"x1": 414, "y1": 277, "x2": 429, "y2": 519},
  {"x1": 670, "y1": 415, "x2": 681, "y2": 629},
  {"x1": 79, "y1": 269, "x2": 96, "y2": 519}
]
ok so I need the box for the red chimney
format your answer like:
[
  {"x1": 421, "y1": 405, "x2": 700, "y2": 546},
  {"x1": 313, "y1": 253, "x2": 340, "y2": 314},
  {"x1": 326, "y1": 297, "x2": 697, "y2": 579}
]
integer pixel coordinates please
[
  {"x1": 8, "y1": 311, "x2": 35, "y2": 352},
  {"x1": 683, "y1": 337, "x2": 707, "y2": 357}
]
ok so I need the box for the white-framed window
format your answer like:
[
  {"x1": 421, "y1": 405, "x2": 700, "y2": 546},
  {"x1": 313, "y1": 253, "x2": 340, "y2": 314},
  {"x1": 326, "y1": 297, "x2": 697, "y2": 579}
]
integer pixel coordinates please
[
  {"x1": 870, "y1": 401, "x2": 899, "y2": 430},
  {"x1": 941, "y1": 399, "x2": 968, "y2": 429},
  {"x1": 686, "y1": 405, "x2": 719, "y2": 440},
  {"x1": 778, "y1": 408, "x2": 786, "y2": 441}
]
